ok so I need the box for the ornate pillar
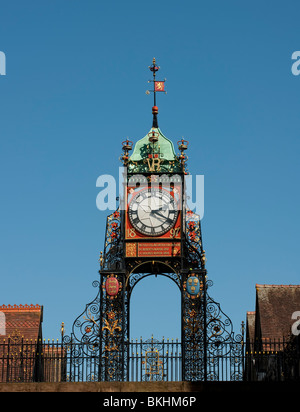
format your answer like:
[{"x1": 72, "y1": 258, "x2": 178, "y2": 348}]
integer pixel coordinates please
[
  {"x1": 181, "y1": 269, "x2": 207, "y2": 381},
  {"x1": 99, "y1": 271, "x2": 128, "y2": 381}
]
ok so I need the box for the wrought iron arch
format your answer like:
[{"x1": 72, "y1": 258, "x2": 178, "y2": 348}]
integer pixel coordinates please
[
  {"x1": 63, "y1": 204, "x2": 245, "y2": 382},
  {"x1": 128, "y1": 272, "x2": 181, "y2": 297},
  {"x1": 126, "y1": 260, "x2": 181, "y2": 292},
  {"x1": 128, "y1": 271, "x2": 182, "y2": 346}
]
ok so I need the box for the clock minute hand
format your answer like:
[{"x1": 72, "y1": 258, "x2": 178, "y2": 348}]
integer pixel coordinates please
[
  {"x1": 149, "y1": 213, "x2": 165, "y2": 224},
  {"x1": 151, "y1": 209, "x2": 173, "y2": 224},
  {"x1": 151, "y1": 209, "x2": 165, "y2": 217}
]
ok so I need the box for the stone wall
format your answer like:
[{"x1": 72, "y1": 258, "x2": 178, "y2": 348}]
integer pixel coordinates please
[{"x1": 0, "y1": 381, "x2": 297, "y2": 392}]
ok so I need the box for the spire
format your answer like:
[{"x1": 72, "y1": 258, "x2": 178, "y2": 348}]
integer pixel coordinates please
[{"x1": 146, "y1": 58, "x2": 166, "y2": 128}]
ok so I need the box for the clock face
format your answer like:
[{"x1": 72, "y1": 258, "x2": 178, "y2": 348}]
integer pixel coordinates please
[{"x1": 128, "y1": 188, "x2": 178, "y2": 236}]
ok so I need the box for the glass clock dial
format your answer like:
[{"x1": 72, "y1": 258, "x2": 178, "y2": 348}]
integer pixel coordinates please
[{"x1": 128, "y1": 188, "x2": 178, "y2": 236}]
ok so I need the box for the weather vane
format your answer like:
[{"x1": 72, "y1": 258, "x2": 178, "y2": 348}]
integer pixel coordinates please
[{"x1": 146, "y1": 58, "x2": 166, "y2": 128}]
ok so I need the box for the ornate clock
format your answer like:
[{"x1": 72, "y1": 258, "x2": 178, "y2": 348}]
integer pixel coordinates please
[
  {"x1": 125, "y1": 183, "x2": 181, "y2": 259},
  {"x1": 128, "y1": 188, "x2": 178, "y2": 237}
]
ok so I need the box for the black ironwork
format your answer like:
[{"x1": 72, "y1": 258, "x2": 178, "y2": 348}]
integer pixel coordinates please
[
  {"x1": 128, "y1": 336, "x2": 182, "y2": 382},
  {"x1": 101, "y1": 209, "x2": 123, "y2": 271},
  {"x1": 2, "y1": 336, "x2": 299, "y2": 383},
  {"x1": 245, "y1": 335, "x2": 300, "y2": 381},
  {"x1": 62, "y1": 169, "x2": 246, "y2": 382}
]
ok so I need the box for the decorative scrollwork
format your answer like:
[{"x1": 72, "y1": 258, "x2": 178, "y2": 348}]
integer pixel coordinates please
[
  {"x1": 102, "y1": 311, "x2": 122, "y2": 336},
  {"x1": 63, "y1": 280, "x2": 101, "y2": 358},
  {"x1": 184, "y1": 209, "x2": 206, "y2": 270},
  {"x1": 140, "y1": 337, "x2": 166, "y2": 382},
  {"x1": 102, "y1": 209, "x2": 124, "y2": 271}
]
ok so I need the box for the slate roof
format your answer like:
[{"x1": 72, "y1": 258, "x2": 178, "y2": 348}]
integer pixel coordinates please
[{"x1": 246, "y1": 285, "x2": 300, "y2": 343}]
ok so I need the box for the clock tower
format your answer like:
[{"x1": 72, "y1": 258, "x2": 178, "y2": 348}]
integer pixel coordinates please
[
  {"x1": 97, "y1": 58, "x2": 207, "y2": 381},
  {"x1": 66, "y1": 59, "x2": 243, "y2": 382},
  {"x1": 120, "y1": 59, "x2": 193, "y2": 276}
]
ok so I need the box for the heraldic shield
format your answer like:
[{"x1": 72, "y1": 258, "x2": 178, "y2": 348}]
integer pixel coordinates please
[{"x1": 186, "y1": 275, "x2": 200, "y2": 296}]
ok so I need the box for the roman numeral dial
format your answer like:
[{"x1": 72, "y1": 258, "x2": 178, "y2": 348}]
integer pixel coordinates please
[{"x1": 128, "y1": 188, "x2": 178, "y2": 236}]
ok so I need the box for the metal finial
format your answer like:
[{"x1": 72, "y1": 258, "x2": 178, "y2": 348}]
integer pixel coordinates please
[
  {"x1": 120, "y1": 139, "x2": 133, "y2": 165},
  {"x1": 61, "y1": 322, "x2": 65, "y2": 338},
  {"x1": 146, "y1": 58, "x2": 166, "y2": 128}
]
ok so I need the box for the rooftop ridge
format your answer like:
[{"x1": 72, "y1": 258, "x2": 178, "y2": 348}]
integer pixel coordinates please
[
  {"x1": 255, "y1": 284, "x2": 300, "y2": 288},
  {"x1": 0, "y1": 304, "x2": 42, "y2": 312}
]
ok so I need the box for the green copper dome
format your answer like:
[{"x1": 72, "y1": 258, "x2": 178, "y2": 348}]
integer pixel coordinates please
[{"x1": 127, "y1": 127, "x2": 181, "y2": 174}]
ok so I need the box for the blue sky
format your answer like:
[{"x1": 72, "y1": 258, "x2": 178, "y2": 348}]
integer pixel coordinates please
[{"x1": 0, "y1": 0, "x2": 299, "y2": 341}]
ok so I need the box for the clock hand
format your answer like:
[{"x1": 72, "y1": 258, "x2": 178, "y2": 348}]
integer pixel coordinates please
[
  {"x1": 151, "y1": 208, "x2": 169, "y2": 217},
  {"x1": 149, "y1": 212, "x2": 165, "y2": 223},
  {"x1": 140, "y1": 204, "x2": 151, "y2": 213},
  {"x1": 150, "y1": 209, "x2": 173, "y2": 224}
]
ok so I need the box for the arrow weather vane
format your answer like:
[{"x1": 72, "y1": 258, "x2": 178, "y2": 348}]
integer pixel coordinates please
[{"x1": 146, "y1": 58, "x2": 166, "y2": 128}]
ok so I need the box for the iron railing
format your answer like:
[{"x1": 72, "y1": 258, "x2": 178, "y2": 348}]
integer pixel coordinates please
[
  {"x1": 0, "y1": 337, "x2": 299, "y2": 383},
  {"x1": 128, "y1": 337, "x2": 182, "y2": 382},
  {"x1": 244, "y1": 336, "x2": 300, "y2": 381}
]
